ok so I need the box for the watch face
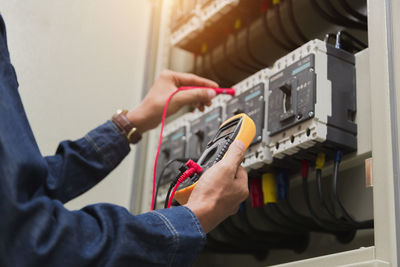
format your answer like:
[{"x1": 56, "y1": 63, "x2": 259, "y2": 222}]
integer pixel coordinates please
[{"x1": 117, "y1": 109, "x2": 128, "y2": 115}]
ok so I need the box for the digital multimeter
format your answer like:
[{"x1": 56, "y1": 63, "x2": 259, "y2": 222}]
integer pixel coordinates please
[{"x1": 174, "y1": 113, "x2": 256, "y2": 205}]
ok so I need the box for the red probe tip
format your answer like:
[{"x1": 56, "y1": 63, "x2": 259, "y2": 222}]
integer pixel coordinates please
[
  {"x1": 214, "y1": 88, "x2": 235, "y2": 96},
  {"x1": 185, "y1": 159, "x2": 203, "y2": 174}
]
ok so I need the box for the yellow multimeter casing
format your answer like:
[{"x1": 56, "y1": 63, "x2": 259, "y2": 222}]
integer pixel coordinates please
[{"x1": 174, "y1": 113, "x2": 256, "y2": 205}]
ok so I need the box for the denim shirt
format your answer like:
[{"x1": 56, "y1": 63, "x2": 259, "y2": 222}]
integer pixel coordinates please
[{"x1": 0, "y1": 14, "x2": 206, "y2": 267}]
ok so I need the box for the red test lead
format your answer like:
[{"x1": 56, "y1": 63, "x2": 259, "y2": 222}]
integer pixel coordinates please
[
  {"x1": 178, "y1": 87, "x2": 236, "y2": 96},
  {"x1": 166, "y1": 160, "x2": 203, "y2": 209}
]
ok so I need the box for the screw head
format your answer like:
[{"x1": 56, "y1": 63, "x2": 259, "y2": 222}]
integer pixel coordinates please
[
  {"x1": 308, "y1": 111, "x2": 314, "y2": 118},
  {"x1": 309, "y1": 68, "x2": 314, "y2": 72},
  {"x1": 296, "y1": 113, "x2": 302, "y2": 120}
]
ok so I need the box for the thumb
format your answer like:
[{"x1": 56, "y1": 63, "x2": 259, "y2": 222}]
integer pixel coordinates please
[{"x1": 221, "y1": 140, "x2": 245, "y2": 168}]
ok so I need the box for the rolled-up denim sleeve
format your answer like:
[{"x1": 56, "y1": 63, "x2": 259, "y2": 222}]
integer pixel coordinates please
[
  {"x1": 42, "y1": 121, "x2": 130, "y2": 203},
  {"x1": 1, "y1": 197, "x2": 206, "y2": 267}
]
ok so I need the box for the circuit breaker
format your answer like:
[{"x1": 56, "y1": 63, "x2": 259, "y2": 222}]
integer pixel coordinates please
[
  {"x1": 157, "y1": 126, "x2": 187, "y2": 186},
  {"x1": 226, "y1": 83, "x2": 265, "y2": 146},
  {"x1": 268, "y1": 40, "x2": 357, "y2": 160},
  {"x1": 187, "y1": 107, "x2": 223, "y2": 160},
  {"x1": 224, "y1": 71, "x2": 273, "y2": 169}
]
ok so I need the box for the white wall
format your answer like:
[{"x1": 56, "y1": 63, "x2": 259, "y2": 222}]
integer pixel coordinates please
[{"x1": 1, "y1": 1, "x2": 151, "y2": 210}]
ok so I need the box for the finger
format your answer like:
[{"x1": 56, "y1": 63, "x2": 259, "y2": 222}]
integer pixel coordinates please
[
  {"x1": 174, "y1": 88, "x2": 216, "y2": 108},
  {"x1": 172, "y1": 71, "x2": 219, "y2": 88},
  {"x1": 221, "y1": 140, "x2": 245, "y2": 168}
]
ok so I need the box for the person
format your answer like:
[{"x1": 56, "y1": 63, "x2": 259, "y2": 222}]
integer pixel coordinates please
[{"x1": 0, "y1": 14, "x2": 249, "y2": 267}]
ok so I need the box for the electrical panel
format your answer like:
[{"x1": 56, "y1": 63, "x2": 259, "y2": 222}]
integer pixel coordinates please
[
  {"x1": 142, "y1": 0, "x2": 379, "y2": 265},
  {"x1": 161, "y1": 40, "x2": 357, "y2": 173}
]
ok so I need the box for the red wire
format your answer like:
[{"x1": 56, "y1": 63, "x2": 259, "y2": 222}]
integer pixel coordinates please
[
  {"x1": 167, "y1": 181, "x2": 183, "y2": 208},
  {"x1": 150, "y1": 87, "x2": 235, "y2": 210}
]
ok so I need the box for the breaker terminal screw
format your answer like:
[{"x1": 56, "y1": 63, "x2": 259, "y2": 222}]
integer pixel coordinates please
[{"x1": 308, "y1": 111, "x2": 314, "y2": 118}]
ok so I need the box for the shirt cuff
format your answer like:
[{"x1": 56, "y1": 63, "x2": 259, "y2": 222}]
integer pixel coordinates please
[
  {"x1": 84, "y1": 120, "x2": 130, "y2": 170},
  {"x1": 152, "y1": 206, "x2": 207, "y2": 266}
]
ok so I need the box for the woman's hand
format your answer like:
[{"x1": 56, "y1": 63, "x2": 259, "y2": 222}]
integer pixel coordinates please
[{"x1": 127, "y1": 70, "x2": 218, "y2": 133}]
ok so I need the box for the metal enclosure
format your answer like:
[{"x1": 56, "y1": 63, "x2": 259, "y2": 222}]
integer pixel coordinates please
[{"x1": 131, "y1": 0, "x2": 400, "y2": 266}]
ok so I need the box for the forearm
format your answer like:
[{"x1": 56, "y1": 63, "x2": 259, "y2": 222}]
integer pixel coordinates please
[
  {"x1": 43, "y1": 121, "x2": 130, "y2": 203},
  {"x1": 1, "y1": 197, "x2": 206, "y2": 267}
]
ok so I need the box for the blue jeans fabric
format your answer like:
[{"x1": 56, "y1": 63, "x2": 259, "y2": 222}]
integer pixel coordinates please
[{"x1": 0, "y1": 14, "x2": 205, "y2": 267}]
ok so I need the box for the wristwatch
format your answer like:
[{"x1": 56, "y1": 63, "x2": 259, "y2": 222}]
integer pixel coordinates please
[{"x1": 111, "y1": 109, "x2": 142, "y2": 144}]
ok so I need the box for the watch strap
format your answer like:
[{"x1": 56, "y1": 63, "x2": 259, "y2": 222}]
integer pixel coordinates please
[{"x1": 112, "y1": 110, "x2": 142, "y2": 144}]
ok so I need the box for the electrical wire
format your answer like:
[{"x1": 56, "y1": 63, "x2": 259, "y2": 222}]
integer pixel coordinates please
[
  {"x1": 266, "y1": 203, "x2": 310, "y2": 233},
  {"x1": 261, "y1": 8, "x2": 291, "y2": 51},
  {"x1": 309, "y1": 0, "x2": 367, "y2": 31},
  {"x1": 274, "y1": 169, "x2": 321, "y2": 231},
  {"x1": 209, "y1": 49, "x2": 235, "y2": 86},
  {"x1": 223, "y1": 37, "x2": 254, "y2": 74},
  {"x1": 323, "y1": 0, "x2": 367, "y2": 29},
  {"x1": 332, "y1": 151, "x2": 374, "y2": 229},
  {"x1": 315, "y1": 169, "x2": 338, "y2": 219},
  {"x1": 337, "y1": 0, "x2": 367, "y2": 23},
  {"x1": 301, "y1": 160, "x2": 355, "y2": 233},
  {"x1": 153, "y1": 158, "x2": 191, "y2": 210},
  {"x1": 150, "y1": 86, "x2": 235, "y2": 210},
  {"x1": 287, "y1": 0, "x2": 309, "y2": 43},
  {"x1": 165, "y1": 159, "x2": 202, "y2": 208},
  {"x1": 335, "y1": 30, "x2": 367, "y2": 51},
  {"x1": 221, "y1": 215, "x2": 309, "y2": 253},
  {"x1": 213, "y1": 200, "x2": 309, "y2": 253},
  {"x1": 164, "y1": 175, "x2": 177, "y2": 208},
  {"x1": 314, "y1": 153, "x2": 341, "y2": 221},
  {"x1": 233, "y1": 33, "x2": 260, "y2": 71},
  {"x1": 274, "y1": 2, "x2": 299, "y2": 49},
  {"x1": 245, "y1": 16, "x2": 268, "y2": 68}
]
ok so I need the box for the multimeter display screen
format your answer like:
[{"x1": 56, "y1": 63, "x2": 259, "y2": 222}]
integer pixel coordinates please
[{"x1": 216, "y1": 124, "x2": 236, "y2": 139}]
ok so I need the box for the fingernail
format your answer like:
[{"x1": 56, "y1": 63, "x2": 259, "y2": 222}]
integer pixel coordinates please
[
  {"x1": 208, "y1": 90, "x2": 217, "y2": 98},
  {"x1": 234, "y1": 140, "x2": 245, "y2": 151}
]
